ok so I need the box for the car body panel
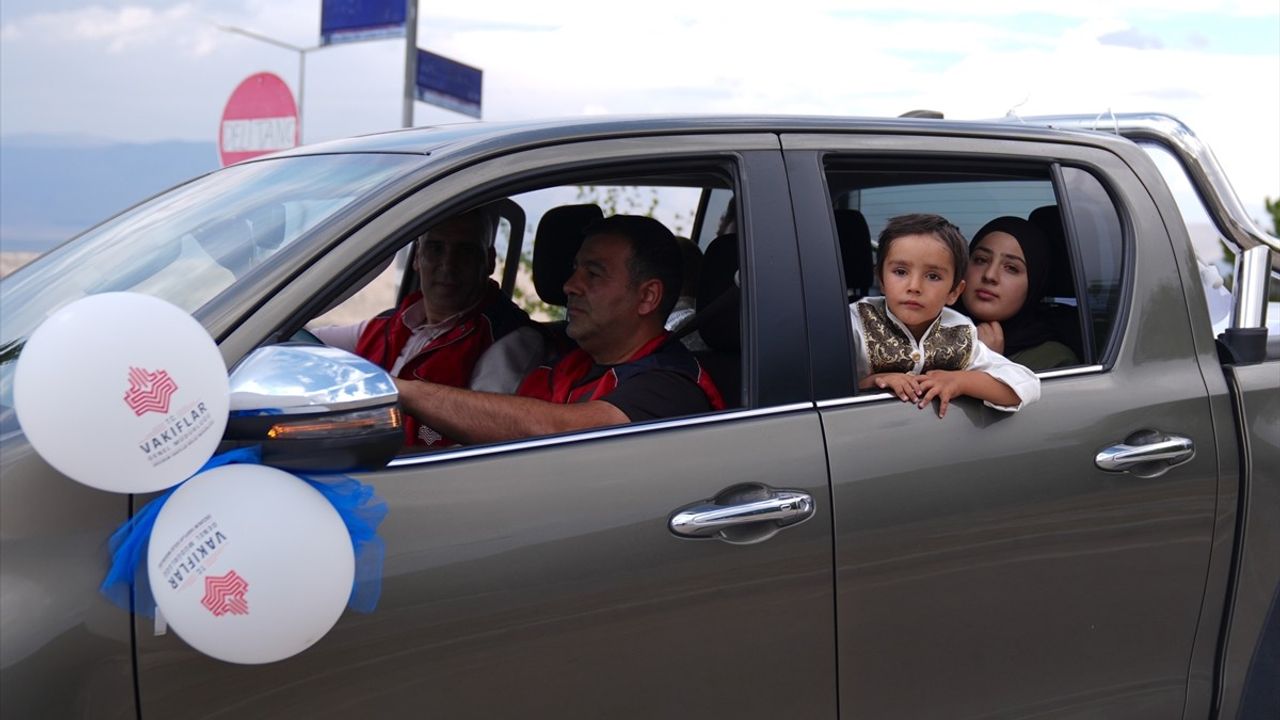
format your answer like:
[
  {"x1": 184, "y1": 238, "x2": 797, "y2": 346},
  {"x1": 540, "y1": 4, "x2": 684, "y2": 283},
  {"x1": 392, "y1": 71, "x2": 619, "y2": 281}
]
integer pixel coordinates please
[
  {"x1": 128, "y1": 134, "x2": 842, "y2": 718},
  {"x1": 1215, "y1": 361, "x2": 1280, "y2": 720},
  {"x1": 0, "y1": 439, "x2": 136, "y2": 719},
  {"x1": 781, "y1": 133, "x2": 1221, "y2": 718}
]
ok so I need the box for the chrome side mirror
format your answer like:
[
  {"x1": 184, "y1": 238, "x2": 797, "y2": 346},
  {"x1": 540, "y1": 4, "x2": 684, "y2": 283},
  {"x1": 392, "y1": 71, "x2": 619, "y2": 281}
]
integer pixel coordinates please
[{"x1": 222, "y1": 344, "x2": 402, "y2": 471}]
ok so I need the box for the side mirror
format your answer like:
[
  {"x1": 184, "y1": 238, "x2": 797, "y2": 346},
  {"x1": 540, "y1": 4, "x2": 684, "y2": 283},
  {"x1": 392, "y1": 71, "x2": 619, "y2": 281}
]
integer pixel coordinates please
[{"x1": 222, "y1": 344, "x2": 402, "y2": 472}]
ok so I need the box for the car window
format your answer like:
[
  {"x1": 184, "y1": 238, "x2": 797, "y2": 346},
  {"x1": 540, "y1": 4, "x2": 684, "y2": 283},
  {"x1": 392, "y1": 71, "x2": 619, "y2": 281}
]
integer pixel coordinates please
[
  {"x1": 823, "y1": 161, "x2": 1122, "y2": 373},
  {"x1": 304, "y1": 164, "x2": 751, "y2": 455}
]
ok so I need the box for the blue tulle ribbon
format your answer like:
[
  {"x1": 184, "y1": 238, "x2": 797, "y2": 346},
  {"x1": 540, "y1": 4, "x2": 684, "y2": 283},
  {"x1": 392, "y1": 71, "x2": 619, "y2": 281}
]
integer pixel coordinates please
[{"x1": 99, "y1": 446, "x2": 388, "y2": 617}]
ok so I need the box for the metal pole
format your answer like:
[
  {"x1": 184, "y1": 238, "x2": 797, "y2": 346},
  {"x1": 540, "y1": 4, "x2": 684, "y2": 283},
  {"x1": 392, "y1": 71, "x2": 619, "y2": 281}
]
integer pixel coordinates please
[
  {"x1": 298, "y1": 51, "x2": 307, "y2": 144},
  {"x1": 214, "y1": 25, "x2": 317, "y2": 144},
  {"x1": 402, "y1": 0, "x2": 418, "y2": 128}
]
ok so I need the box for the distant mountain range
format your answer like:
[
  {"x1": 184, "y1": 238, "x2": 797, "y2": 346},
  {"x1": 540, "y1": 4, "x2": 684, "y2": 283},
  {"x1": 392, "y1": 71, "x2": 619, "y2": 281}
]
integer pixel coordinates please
[{"x1": 0, "y1": 134, "x2": 218, "y2": 252}]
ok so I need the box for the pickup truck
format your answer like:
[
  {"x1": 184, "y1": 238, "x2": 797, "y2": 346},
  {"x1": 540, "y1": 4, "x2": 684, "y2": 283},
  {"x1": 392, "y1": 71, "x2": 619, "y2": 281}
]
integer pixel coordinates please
[{"x1": 0, "y1": 112, "x2": 1275, "y2": 719}]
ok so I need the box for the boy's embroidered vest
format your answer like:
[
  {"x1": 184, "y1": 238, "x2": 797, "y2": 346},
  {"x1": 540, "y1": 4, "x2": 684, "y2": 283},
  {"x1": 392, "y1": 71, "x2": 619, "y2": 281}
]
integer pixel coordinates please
[
  {"x1": 356, "y1": 281, "x2": 532, "y2": 446},
  {"x1": 517, "y1": 332, "x2": 725, "y2": 411},
  {"x1": 856, "y1": 303, "x2": 973, "y2": 374}
]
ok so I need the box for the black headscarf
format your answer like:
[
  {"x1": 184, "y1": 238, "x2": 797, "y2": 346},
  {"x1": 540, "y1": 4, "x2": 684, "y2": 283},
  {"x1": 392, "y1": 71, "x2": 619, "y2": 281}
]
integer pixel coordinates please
[{"x1": 959, "y1": 216, "x2": 1055, "y2": 356}]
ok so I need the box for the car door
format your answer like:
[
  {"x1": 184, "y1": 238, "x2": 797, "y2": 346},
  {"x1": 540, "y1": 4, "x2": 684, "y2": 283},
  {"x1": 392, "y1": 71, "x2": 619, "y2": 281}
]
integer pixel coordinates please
[
  {"x1": 783, "y1": 133, "x2": 1221, "y2": 719},
  {"x1": 133, "y1": 134, "x2": 839, "y2": 718}
]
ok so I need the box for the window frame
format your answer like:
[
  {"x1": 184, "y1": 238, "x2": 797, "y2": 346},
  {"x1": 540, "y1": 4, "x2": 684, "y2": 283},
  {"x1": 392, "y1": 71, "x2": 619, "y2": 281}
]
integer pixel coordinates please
[
  {"x1": 779, "y1": 133, "x2": 1138, "y2": 403},
  {"x1": 217, "y1": 133, "x2": 812, "y2": 463}
]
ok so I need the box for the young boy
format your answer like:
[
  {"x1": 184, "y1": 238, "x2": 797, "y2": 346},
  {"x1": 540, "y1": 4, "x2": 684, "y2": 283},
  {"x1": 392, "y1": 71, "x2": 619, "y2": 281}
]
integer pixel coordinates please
[{"x1": 850, "y1": 213, "x2": 1039, "y2": 417}]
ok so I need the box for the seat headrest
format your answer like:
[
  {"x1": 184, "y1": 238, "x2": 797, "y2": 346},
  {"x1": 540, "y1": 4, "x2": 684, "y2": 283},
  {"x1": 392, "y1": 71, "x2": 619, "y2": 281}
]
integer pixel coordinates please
[
  {"x1": 1028, "y1": 205, "x2": 1074, "y2": 298},
  {"x1": 696, "y1": 233, "x2": 740, "y2": 352},
  {"x1": 834, "y1": 209, "x2": 873, "y2": 298},
  {"x1": 533, "y1": 204, "x2": 603, "y2": 306}
]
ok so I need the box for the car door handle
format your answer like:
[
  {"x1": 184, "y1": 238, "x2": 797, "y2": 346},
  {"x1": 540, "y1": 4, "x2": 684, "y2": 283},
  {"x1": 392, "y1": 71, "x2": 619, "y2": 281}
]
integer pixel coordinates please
[
  {"x1": 670, "y1": 488, "x2": 814, "y2": 539},
  {"x1": 1095, "y1": 432, "x2": 1195, "y2": 473}
]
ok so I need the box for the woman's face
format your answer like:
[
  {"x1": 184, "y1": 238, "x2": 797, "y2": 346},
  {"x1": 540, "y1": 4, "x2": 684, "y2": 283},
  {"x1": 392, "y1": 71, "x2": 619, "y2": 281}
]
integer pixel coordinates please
[{"x1": 962, "y1": 231, "x2": 1029, "y2": 322}]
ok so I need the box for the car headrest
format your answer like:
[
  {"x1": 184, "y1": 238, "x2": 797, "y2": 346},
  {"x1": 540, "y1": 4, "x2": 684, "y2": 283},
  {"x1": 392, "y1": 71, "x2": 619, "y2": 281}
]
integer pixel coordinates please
[
  {"x1": 834, "y1": 209, "x2": 873, "y2": 298},
  {"x1": 695, "y1": 233, "x2": 740, "y2": 352},
  {"x1": 533, "y1": 204, "x2": 603, "y2": 306},
  {"x1": 1028, "y1": 205, "x2": 1075, "y2": 298}
]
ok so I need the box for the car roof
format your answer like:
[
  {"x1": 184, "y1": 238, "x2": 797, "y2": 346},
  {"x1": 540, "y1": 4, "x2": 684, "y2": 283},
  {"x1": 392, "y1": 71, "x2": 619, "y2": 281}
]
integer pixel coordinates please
[{"x1": 267, "y1": 114, "x2": 1134, "y2": 161}]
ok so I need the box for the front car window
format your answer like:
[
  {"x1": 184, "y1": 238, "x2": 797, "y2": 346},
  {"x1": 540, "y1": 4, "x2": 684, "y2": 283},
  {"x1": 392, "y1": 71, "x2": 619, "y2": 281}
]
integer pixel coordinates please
[{"x1": 0, "y1": 153, "x2": 421, "y2": 408}]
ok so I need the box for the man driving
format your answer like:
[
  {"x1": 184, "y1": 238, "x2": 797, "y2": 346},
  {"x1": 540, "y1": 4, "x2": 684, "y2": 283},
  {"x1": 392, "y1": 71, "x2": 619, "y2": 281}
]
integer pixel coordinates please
[
  {"x1": 312, "y1": 207, "x2": 545, "y2": 446},
  {"x1": 394, "y1": 214, "x2": 724, "y2": 445}
]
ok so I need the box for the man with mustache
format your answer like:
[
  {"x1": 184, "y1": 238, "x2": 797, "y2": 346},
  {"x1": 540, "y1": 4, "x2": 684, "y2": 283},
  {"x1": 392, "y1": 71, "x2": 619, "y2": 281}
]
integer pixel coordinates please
[
  {"x1": 394, "y1": 214, "x2": 724, "y2": 445},
  {"x1": 312, "y1": 208, "x2": 545, "y2": 447}
]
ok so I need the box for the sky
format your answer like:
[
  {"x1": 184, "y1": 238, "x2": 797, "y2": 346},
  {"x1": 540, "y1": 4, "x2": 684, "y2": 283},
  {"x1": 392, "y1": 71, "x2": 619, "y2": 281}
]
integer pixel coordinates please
[{"x1": 1, "y1": 0, "x2": 1278, "y2": 221}]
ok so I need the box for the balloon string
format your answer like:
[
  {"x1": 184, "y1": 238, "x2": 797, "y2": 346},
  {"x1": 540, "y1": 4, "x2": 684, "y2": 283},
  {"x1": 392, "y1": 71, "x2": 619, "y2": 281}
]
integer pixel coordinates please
[{"x1": 99, "y1": 447, "x2": 388, "y2": 617}]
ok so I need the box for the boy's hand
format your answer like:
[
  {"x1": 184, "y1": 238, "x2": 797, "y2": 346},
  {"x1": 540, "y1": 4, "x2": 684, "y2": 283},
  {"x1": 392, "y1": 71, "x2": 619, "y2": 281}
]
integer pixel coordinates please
[
  {"x1": 917, "y1": 370, "x2": 970, "y2": 418},
  {"x1": 976, "y1": 321, "x2": 1004, "y2": 354},
  {"x1": 867, "y1": 373, "x2": 922, "y2": 402}
]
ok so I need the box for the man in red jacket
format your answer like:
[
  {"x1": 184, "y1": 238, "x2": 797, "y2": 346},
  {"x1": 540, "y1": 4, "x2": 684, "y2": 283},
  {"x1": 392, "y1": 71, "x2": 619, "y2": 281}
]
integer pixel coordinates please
[
  {"x1": 395, "y1": 214, "x2": 724, "y2": 446},
  {"x1": 312, "y1": 208, "x2": 545, "y2": 446}
]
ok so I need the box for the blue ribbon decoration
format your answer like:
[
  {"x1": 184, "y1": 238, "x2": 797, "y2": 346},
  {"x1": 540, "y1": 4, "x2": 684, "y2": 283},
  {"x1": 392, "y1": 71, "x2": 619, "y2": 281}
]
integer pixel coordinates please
[{"x1": 99, "y1": 446, "x2": 388, "y2": 617}]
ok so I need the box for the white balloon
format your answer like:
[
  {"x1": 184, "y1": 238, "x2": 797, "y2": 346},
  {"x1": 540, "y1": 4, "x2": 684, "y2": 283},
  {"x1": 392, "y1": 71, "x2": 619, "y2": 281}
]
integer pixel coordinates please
[
  {"x1": 147, "y1": 464, "x2": 355, "y2": 664},
  {"x1": 14, "y1": 292, "x2": 229, "y2": 493}
]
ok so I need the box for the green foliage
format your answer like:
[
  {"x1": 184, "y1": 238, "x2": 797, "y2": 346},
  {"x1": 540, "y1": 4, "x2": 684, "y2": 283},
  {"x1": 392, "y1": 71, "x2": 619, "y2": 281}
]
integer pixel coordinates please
[
  {"x1": 1265, "y1": 196, "x2": 1280, "y2": 237},
  {"x1": 575, "y1": 185, "x2": 692, "y2": 236}
]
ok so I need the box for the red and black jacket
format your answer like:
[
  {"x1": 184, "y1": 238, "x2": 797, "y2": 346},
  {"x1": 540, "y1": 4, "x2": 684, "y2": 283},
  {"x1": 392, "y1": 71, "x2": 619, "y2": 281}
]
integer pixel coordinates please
[
  {"x1": 517, "y1": 332, "x2": 725, "y2": 411},
  {"x1": 358, "y1": 281, "x2": 533, "y2": 446}
]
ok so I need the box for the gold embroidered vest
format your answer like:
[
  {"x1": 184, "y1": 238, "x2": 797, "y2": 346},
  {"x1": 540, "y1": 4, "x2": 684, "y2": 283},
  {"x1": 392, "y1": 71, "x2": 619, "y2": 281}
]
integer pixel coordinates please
[{"x1": 856, "y1": 302, "x2": 974, "y2": 374}]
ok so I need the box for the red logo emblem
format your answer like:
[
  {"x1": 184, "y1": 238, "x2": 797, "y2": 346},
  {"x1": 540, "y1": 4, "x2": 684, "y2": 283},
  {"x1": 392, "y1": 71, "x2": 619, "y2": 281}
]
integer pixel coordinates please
[
  {"x1": 123, "y1": 367, "x2": 178, "y2": 416},
  {"x1": 201, "y1": 570, "x2": 249, "y2": 617}
]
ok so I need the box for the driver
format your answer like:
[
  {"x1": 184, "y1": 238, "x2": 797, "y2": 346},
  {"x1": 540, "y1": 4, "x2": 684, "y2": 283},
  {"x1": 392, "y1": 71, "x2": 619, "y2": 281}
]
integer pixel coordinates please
[
  {"x1": 394, "y1": 214, "x2": 724, "y2": 445},
  {"x1": 312, "y1": 207, "x2": 545, "y2": 446}
]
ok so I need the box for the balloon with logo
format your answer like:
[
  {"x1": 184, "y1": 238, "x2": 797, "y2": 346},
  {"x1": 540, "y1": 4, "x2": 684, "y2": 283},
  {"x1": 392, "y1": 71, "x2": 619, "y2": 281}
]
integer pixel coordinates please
[
  {"x1": 14, "y1": 292, "x2": 229, "y2": 493},
  {"x1": 147, "y1": 464, "x2": 356, "y2": 664}
]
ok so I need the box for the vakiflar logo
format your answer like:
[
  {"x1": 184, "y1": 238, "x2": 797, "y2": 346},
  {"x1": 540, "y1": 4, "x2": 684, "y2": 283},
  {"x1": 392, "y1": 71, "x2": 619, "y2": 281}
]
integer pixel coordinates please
[
  {"x1": 124, "y1": 366, "x2": 178, "y2": 416},
  {"x1": 202, "y1": 570, "x2": 249, "y2": 617}
]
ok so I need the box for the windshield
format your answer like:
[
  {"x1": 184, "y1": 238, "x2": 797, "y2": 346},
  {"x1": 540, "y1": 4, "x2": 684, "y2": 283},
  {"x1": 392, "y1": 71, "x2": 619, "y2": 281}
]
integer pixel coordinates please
[{"x1": 0, "y1": 153, "x2": 420, "y2": 414}]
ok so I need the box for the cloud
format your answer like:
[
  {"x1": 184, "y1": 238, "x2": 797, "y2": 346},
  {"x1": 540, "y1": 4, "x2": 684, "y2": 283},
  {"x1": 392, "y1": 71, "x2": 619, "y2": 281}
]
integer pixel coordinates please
[
  {"x1": 1098, "y1": 26, "x2": 1165, "y2": 49},
  {"x1": 0, "y1": 1, "x2": 1275, "y2": 221}
]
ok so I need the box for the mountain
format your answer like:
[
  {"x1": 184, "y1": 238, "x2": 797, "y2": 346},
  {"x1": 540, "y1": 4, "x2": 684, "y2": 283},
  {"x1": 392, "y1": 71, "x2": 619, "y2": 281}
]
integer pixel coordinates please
[{"x1": 0, "y1": 135, "x2": 218, "y2": 252}]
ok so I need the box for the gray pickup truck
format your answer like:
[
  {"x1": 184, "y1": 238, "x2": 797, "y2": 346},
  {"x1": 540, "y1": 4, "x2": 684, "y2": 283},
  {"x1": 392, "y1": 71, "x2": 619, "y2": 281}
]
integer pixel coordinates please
[{"x1": 0, "y1": 112, "x2": 1276, "y2": 719}]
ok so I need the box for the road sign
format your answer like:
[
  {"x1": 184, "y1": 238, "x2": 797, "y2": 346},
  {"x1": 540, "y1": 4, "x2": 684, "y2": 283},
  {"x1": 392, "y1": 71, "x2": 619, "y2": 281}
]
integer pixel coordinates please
[
  {"x1": 415, "y1": 49, "x2": 482, "y2": 119},
  {"x1": 218, "y1": 73, "x2": 299, "y2": 167},
  {"x1": 321, "y1": 0, "x2": 407, "y2": 46}
]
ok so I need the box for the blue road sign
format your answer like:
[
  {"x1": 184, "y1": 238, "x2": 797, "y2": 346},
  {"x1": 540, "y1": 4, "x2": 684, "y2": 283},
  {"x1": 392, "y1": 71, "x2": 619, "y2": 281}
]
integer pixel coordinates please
[
  {"x1": 321, "y1": 0, "x2": 407, "y2": 46},
  {"x1": 415, "y1": 49, "x2": 483, "y2": 118}
]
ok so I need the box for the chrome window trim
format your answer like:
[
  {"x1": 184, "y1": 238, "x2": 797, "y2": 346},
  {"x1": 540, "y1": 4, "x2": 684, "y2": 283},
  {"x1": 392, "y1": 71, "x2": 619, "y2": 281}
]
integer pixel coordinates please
[
  {"x1": 386, "y1": 402, "x2": 815, "y2": 468},
  {"x1": 814, "y1": 365, "x2": 1106, "y2": 410}
]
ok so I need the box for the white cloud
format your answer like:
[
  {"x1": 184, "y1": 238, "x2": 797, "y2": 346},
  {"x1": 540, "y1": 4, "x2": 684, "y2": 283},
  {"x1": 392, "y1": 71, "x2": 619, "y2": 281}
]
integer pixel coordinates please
[{"x1": 0, "y1": 2, "x2": 1275, "y2": 217}]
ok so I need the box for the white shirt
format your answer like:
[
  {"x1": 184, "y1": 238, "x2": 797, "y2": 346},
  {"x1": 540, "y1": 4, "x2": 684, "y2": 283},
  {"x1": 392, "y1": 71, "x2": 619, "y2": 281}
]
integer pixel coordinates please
[
  {"x1": 311, "y1": 300, "x2": 545, "y2": 394},
  {"x1": 849, "y1": 297, "x2": 1040, "y2": 412}
]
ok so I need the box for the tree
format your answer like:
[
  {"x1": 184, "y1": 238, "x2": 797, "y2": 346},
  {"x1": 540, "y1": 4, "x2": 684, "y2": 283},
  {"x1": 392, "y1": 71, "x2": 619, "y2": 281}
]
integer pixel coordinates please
[{"x1": 1265, "y1": 196, "x2": 1280, "y2": 238}]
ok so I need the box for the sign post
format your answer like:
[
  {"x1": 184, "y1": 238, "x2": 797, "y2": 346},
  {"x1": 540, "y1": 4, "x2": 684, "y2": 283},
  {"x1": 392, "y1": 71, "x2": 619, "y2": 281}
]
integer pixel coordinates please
[{"x1": 218, "y1": 73, "x2": 299, "y2": 167}]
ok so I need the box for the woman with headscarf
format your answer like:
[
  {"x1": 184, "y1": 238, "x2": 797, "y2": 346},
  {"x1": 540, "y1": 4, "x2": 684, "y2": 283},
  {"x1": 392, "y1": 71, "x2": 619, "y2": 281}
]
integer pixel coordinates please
[{"x1": 958, "y1": 216, "x2": 1080, "y2": 371}]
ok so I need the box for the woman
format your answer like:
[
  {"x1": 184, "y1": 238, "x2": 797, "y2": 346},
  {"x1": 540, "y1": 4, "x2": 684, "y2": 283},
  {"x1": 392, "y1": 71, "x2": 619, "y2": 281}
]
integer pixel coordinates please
[{"x1": 958, "y1": 216, "x2": 1079, "y2": 371}]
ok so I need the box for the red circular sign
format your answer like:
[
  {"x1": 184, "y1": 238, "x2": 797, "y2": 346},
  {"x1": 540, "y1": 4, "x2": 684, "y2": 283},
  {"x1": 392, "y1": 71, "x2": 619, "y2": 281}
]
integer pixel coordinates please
[{"x1": 218, "y1": 72, "x2": 299, "y2": 167}]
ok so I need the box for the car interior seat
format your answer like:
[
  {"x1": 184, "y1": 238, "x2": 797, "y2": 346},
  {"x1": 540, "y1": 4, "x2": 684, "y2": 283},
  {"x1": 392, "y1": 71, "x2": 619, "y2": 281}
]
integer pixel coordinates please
[
  {"x1": 688, "y1": 233, "x2": 742, "y2": 408},
  {"x1": 835, "y1": 208, "x2": 874, "y2": 301},
  {"x1": 1028, "y1": 204, "x2": 1086, "y2": 362},
  {"x1": 532, "y1": 203, "x2": 603, "y2": 351}
]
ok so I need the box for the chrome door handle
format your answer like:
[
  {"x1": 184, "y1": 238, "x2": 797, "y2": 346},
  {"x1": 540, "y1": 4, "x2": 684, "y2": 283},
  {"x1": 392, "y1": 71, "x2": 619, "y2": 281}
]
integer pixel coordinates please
[
  {"x1": 670, "y1": 489, "x2": 814, "y2": 539},
  {"x1": 1095, "y1": 432, "x2": 1195, "y2": 473}
]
